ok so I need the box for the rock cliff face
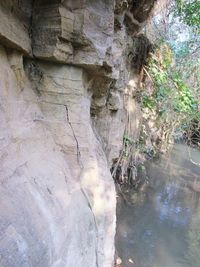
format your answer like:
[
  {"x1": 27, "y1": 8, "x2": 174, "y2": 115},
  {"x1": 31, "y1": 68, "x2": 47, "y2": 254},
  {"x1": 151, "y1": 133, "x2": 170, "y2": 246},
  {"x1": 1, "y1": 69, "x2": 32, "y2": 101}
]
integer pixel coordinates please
[{"x1": 0, "y1": 1, "x2": 156, "y2": 266}]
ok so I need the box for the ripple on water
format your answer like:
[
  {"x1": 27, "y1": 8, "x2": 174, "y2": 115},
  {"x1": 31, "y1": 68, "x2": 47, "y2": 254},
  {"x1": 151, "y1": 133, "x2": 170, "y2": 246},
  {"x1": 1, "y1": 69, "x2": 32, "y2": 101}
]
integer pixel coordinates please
[{"x1": 116, "y1": 144, "x2": 200, "y2": 267}]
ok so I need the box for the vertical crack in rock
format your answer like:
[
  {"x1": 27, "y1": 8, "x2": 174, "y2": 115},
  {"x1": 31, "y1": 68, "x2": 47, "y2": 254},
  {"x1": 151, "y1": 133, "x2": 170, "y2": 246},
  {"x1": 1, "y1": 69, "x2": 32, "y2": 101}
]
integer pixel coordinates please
[
  {"x1": 64, "y1": 104, "x2": 99, "y2": 267},
  {"x1": 64, "y1": 105, "x2": 83, "y2": 168},
  {"x1": 79, "y1": 186, "x2": 100, "y2": 267}
]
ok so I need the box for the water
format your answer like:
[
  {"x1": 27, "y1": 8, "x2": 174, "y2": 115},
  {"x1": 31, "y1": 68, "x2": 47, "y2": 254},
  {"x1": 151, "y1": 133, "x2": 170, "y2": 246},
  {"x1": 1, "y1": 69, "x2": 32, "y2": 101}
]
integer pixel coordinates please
[{"x1": 116, "y1": 144, "x2": 200, "y2": 267}]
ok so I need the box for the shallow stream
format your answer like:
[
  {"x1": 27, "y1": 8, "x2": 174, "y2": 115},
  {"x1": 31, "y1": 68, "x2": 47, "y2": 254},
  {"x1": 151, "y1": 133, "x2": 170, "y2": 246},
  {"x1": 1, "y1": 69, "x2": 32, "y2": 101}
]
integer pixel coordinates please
[{"x1": 116, "y1": 144, "x2": 200, "y2": 267}]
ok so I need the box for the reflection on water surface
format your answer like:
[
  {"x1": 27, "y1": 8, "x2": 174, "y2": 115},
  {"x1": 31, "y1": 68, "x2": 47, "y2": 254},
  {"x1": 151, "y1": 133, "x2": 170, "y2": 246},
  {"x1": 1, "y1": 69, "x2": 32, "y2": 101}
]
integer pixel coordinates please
[{"x1": 116, "y1": 144, "x2": 200, "y2": 267}]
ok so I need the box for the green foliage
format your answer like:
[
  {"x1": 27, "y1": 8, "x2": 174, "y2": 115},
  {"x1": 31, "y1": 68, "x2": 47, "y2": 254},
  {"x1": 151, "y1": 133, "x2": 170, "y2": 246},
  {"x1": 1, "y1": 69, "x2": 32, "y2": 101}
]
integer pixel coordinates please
[
  {"x1": 176, "y1": 0, "x2": 200, "y2": 32},
  {"x1": 142, "y1": 95, "x2": 156, "y2": 109},
  {"x1": 145, "y1": 43, "x2": 198, "y2": 118},
  {"x1": 172, "y1": 72, "x2": 198, "y2": 114},
  {"x1": 123, "y1": 134, "x2": 134, "y2": 157},
  {"x1": 123, "y1": 134, "x2": 134, "y2": 145},
  {"x1": 170, "y1": 0, "x2": 200, "y2": 60},
  {"x1": 138, "y1": 1, "x2": 200, "y2": 153},
  {"x1": 140, "y1": 41, "x2": 200, "y2": 149}
]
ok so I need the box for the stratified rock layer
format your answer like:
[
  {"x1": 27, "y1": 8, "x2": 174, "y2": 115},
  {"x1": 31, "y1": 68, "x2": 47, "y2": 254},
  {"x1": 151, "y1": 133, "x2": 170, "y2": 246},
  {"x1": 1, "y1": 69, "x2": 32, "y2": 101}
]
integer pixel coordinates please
[
  {"x1": 0, "y1": 46, "x2": 116, "y2": 267},
  {"x1": 32, "y1": 0, "x2": 114, "y2": 66},
  {"x1": 0, "y1": 0, "x2": 32, "y2": 54}
]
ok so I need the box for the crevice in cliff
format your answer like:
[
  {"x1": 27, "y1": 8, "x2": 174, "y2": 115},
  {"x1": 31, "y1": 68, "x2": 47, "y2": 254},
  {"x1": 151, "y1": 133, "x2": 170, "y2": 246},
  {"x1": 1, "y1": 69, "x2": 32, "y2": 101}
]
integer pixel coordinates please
[
  {"x1": 64, "y1": 103, "x2": 100, "y2": 267},
  {"x1": 79, "y1": 184, "x2": 100, "y2": 267},
  {"x1": 64, "y1": 105, "x2": 83, "y2": 168}
]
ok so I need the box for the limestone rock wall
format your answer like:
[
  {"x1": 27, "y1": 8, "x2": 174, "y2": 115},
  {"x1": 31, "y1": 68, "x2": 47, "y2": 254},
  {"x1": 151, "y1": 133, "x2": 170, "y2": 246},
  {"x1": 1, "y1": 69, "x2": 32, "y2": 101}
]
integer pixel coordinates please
[
  {"x1": 0, "y1": 44, "x2": 116, "y2": 267},
  {"x1": 0, "y1": 0, "x2": 32, "y2": 54},
  {"x1": 0, "y1": 0, "x2": 156, "y2": 266},
  {"x1": 32, "y1": 0, "x2": 114, "y2": 66}
]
